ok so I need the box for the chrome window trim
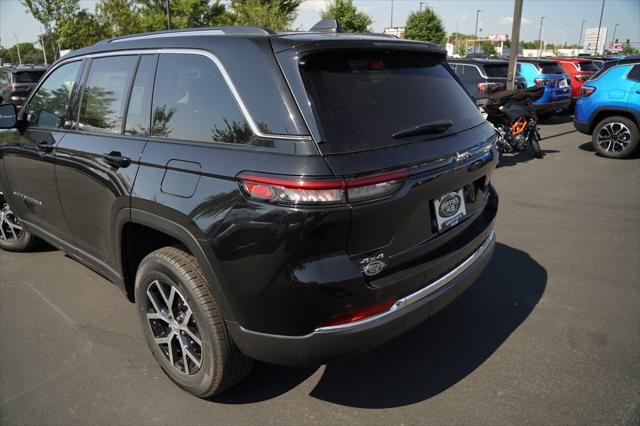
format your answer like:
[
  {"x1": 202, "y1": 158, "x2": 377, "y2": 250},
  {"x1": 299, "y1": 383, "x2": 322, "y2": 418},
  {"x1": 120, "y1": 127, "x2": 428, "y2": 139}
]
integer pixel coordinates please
[
  {"x1": 448, "y1": 63, "x2": 490, "y2": 79},
  {"x1": 21, "y1": 48, "x2": 312, "y2": 141}
]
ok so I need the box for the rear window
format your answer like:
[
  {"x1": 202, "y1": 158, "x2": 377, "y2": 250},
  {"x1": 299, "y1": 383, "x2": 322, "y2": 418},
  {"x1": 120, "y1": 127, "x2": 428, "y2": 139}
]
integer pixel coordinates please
[
  {"x1": 300, "y1": 50, "x2": 484, "y2": 154},
  {"x1": 484, "y1": 64, "x2": 508, "y2": 77},
  {"x1": 14, "y1": 71, "x2": 45, "y2": 83},
  {"x1": 578, "y1": 62, "x2": 599, "y2": 72},
  {"x1": 538, "y1": 62, "x2": 564, "y2": 74}
]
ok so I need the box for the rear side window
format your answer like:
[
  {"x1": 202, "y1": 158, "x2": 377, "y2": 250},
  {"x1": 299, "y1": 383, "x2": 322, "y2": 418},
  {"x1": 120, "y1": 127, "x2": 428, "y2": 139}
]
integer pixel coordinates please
[
  {"x1": 538, "y1": 62, "x2": 564, "y2": 74},
  {"x1": 151, "y1": 53, "x2": 251, "y2": 144},
  {"x1": 484, "y1": 64, "x2": 508, "y2": 77},
  {"x1": 79, "y1": 56, "x2": 137, "y2": 134},
  {"x1": 15, "y1": 71, "x2": 45, "y2": 83},
  {"x1": 578, "y1": 62, "x2": 599, "y2": 72},
  {"x1": 300, "y1": 50, "x2": 484, "y2": 154},
  {"x1": 26, "y1": 61, "x2": 81, "y2": 129},
  {"x1": 125, "y1": 55, "x2": 157, "y2": 136},
  {"x1": 628, "y1": 65, "x2": 640, "y2": 82}
]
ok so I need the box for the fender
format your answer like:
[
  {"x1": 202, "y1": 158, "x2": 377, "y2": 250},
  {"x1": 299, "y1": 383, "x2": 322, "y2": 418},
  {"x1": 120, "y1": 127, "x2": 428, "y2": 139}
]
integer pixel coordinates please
[
  {"x1": 588, "y1": 106, "x2": 640, "y2": 133},
  {"x1": 118, "y1": 208, "x2": 237, "y2": 322}
]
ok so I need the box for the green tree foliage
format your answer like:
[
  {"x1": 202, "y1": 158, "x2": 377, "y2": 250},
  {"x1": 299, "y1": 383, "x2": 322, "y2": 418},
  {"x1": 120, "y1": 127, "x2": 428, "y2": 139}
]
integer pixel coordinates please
[
  {"x1": 230, "y1": 0, "x2": 298, "y2": 30},
  {"x1": 622, "y1": 40, "x2": 639, "y2": 54},
  {"x1": 97, "y1": 0, "x2": 144, "y2": 35},
  {"x1": 320, "y1": 0, "x2": 372, "y2": 33},
  {"x1": 404, "y1": 7, "x2": 445, "y2": 44},
  {"x1": 58, "y1": 10, "x2": 107, "y2": 50},
  {"x1": 137, "y1": 0, "x2": 229, "y2": 31},
  {"x1": 21, "y1": 0, "x2": 79, "y2": 33},
  {"x1": 480, "y1": 41, "x2": 496, "y2": 55},
  {"x1": 0, "y1": 42, "x2": 46, "y2": 64}
]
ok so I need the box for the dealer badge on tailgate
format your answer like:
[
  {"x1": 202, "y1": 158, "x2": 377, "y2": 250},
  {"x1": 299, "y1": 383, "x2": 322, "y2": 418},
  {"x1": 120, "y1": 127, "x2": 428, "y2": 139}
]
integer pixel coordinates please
[{"x1": 433, "y1": 189, "x2": 467, "y2": 232}]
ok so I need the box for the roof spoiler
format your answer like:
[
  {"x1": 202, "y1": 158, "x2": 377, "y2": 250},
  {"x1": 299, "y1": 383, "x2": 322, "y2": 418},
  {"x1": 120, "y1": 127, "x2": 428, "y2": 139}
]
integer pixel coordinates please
[{"x1": 309, "y1": 19, "x2": 343, "y2": 33}]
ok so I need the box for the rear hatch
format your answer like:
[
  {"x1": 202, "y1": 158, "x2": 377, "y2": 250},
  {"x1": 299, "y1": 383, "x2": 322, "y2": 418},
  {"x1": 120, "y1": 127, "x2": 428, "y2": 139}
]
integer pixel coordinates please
[
  {"x1": 274, "y1": 39, "x2": 498, "y2": 281},
  {"x1": 483, "y1": 63, "x2": 527, "y2": 89},
  {"x1": 535, "y1": 61, "x2": 572, "y2": 99}
]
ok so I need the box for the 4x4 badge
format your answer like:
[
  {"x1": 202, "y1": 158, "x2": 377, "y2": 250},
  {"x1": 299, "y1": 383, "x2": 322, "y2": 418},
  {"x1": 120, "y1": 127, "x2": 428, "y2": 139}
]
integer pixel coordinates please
[{"x1": 360, "y1": 253, "x2": 387, "y2": 276}]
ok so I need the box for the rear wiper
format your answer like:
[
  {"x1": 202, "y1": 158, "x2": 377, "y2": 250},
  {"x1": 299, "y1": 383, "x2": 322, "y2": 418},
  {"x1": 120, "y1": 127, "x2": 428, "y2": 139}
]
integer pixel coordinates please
[{"x1": 392, "y1": 119, "x2": 453, "y2": 139}]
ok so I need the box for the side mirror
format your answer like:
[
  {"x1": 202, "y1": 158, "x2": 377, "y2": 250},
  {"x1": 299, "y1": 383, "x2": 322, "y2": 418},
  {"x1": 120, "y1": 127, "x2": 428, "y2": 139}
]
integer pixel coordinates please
[{"x1": 0, "y1": 103, "x2": 17, "y2": 129}]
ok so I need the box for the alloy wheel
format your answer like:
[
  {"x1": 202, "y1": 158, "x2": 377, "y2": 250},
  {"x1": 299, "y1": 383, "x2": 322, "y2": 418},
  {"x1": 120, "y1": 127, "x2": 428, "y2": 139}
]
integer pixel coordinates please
[
  {"x1": 0, "y1": 201, "x2": 23, "y2": 242},
  {"x1": 597, "y1": 122, "x2": 632, "y2": 153},
  {"x1": 145, "y1": 280, "x2": 203, "y2": 375}
]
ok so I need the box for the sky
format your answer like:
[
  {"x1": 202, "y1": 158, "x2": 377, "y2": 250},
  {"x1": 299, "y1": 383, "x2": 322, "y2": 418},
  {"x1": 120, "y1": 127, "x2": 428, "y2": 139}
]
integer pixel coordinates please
[{"x1": 1, "y1": 0, "x2": 639, "y2": 49}]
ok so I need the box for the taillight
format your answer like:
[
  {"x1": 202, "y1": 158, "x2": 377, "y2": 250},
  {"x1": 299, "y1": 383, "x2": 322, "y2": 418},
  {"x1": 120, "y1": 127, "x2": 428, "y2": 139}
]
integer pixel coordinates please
[
  {"x1": 237, "y1": 169, "x2": 409, "y2": 206},
  {"x1": 534, "y1": 78, "x2": 550, "y2": 87},
  {"x1": 477, "y1": 82, "x2": 506, "y2": 93},
  {"x1": 579, "y1": 86, "x2": 596, "y2": 97},
  {"x1": 319, "y1": 297, "x2": 397, "y2": 328}
]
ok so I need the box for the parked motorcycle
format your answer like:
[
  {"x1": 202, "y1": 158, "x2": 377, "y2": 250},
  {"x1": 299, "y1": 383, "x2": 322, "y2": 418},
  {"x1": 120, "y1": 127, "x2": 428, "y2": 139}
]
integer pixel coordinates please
[{"x1": 477, "y1": 86, "x2": 545, "y2": 159}]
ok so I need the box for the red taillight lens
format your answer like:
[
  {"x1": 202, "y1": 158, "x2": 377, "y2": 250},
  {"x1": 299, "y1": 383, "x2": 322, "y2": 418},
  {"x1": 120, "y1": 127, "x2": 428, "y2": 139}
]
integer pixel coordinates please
[
  {"x1": 477, "y1": 82, "x2": 506, "y2": 93},
  {"x1": 579, "y1": 86, "x2": 596, "y2": 97},
  {"x1": 534, "y1": 78, "x2": 550, "y2": 87},
  {"x1": 237, "y1": 169, "x2": 408, "y2": 206},
  {"x1": 319, "y1": 297, "x2": 397, "y2": 328}
]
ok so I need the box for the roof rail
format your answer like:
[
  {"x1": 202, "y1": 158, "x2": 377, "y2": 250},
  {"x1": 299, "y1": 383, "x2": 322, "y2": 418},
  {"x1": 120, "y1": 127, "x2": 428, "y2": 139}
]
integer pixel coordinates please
[
  {"x1": 101, "y1": 26, "x2": 275, "y2": 45},
  {"x1": 309, "y1": 19, "x2": 343, "y2": 33}
]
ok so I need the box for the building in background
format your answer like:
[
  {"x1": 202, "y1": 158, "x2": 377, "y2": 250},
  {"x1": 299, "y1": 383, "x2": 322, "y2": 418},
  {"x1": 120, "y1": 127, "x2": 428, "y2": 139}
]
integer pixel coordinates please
[
  {"x1": 383, "y1": 27, "x2": 405, "y2": 38},
  {"x1": 583, "y1": 27, "x2": 608, "y2": 55}
]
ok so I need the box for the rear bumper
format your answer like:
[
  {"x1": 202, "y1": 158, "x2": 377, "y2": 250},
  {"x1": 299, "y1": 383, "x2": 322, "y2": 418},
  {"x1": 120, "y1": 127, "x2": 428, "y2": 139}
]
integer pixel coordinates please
[
  {"x1": 227, "y1": 229, "x2": 496, "y2": 367},
  {"x1": 574, "y1": 119, "x2": 590, "y2": 134},
  {"x1": 534, "y1": 98, "x2": 571, "y2": 113}
]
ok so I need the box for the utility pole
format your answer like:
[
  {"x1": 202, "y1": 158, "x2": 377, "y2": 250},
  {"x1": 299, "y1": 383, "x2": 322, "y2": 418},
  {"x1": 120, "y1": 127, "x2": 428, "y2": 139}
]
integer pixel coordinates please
[
  {"x1": 390, "y1": 0, "x2": 394, "y2": 28},
  {"x1": 474, "y1": 10, "x2": 481, "y2": 52},
  {"x1": 420, "y1": 1, "x2": 425, "y2": 12},
  {"x1": 609, "y1": 23, "x2": 619, "y2": 52},
  {"x1": 166, "y1": 0, "x2": 172, "y2": 30},
  {"x1": 39, "y1": 26, "x2": 47, "y2": 66},
  {"x1": 537, "y1": 16, "x2": 545, "y2": 58},
  {"x1": 579, "y1": 20, "x2": 586, "y2": 50},
  {"x1": 507, "y1": 0, "x2": 523, "y2": 90},
  {"x1": 595, "y1": 0, "x2": 605, "y2": 55},
  {"x1": 13, "y1": 34, "x2": 22, "y2": 65}
]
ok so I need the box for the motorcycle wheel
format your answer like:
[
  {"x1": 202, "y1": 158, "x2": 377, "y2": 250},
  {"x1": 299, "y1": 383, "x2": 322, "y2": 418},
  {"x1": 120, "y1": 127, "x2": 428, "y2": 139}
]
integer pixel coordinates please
[{"x1": 530, "y1": 133, "x2": 544, "y2": 158}]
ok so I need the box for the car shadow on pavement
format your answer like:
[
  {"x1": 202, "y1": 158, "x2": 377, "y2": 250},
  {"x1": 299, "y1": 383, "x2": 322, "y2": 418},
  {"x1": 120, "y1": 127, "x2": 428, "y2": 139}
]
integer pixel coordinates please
[
  {"x1": 215, "y1": 243, "x2": 546, "y2": 407},
  {"x1": 539, "y1": 114, "x2": 573, "y2": 125},
  {"x1": 497, "y1": 149, "x2": 559, "y2": 167}
]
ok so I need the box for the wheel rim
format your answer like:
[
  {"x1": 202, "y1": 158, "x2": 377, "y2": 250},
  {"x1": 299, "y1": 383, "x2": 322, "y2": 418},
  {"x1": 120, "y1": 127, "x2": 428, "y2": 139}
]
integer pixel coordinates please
[
  {"x1": 0, "y1": 200, "x2": 23, "y2": 242},
  {"x1": 597, "y1": 122, "x2": 632, "y2": 153},
  {"x1": 145, "y1": 280, "x2": 203, "y2": 375}
]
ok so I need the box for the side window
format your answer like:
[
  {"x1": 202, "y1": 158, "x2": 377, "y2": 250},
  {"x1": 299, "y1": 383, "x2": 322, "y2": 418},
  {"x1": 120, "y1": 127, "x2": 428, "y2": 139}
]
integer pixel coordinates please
[
  {"x1": 0, "y1": 71, "x2": 8, "y2": 85},
  {"x1": 125, "y1": 55, "x2": 157, "y2": 136},
  {"x1": 628, "y1": 65, "x2": 640, "y2": 82},
  {"x1": 453, "y1": 64, "x2": 464, "y2": 76},
  {"x1": 460, "y1": 66, "x2": 480, "y2": 83},
  {"x1": 78, "y1": 56, "x2": 137, "y2": 134},
  {"x1": 151, "y1": 53, "x2": 252, "y2": 144},
  {"x1": 26, "y1": 61, "x2": 81, "y2": 129}
]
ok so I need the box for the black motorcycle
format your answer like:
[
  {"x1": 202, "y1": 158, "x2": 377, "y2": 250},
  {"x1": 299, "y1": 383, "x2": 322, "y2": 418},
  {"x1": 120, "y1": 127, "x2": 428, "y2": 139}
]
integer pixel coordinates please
[{"x1": 477, "y1": 86, "x2": 545, "y2": 159}]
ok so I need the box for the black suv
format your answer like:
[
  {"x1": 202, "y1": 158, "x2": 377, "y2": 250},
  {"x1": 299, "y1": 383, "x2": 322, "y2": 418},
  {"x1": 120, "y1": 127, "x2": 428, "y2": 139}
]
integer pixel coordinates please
[
  {"x1": 0, "y1": 65, "x2": 47, "y2": 109},
  {"x1": 448, "y1": 58, "x2": 526, "y2": 99},
  {"x1": 0, "y1": 24, "x2": 498, "y2": 397}
]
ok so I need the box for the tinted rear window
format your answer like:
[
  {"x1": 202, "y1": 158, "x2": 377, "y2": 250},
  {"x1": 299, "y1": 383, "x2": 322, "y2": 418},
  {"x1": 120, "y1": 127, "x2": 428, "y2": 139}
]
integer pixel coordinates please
[
  {"x1": 300, "y1": 50, "x2": 484, "y2": 154},
  {"x1": 15, "y1": 71, "x2": 45, "y2": 83},
  {"x1": 538, "y1": 62, "x2": 564, "y2": 74},
  {"x1": 578, "y1": 61, "x2": 599, "y2": 72},
  {"x1": 484, "y1": 64, "x2": 508, "y2": 77}
]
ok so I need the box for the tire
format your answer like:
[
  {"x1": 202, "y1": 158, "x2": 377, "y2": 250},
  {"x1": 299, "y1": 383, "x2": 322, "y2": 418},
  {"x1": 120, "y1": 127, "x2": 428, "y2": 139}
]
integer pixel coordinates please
[
  {"x1": 135, "y1": 245, "x2": 253, "y2": 397},
  {"x1": 0, "y1": 194, "x2": 37, "y2": 252},
  {"x1": 592, "y1": 116, "x2": 640, "y2": 159},
  {"x1": 530, "y1": 133, "x2": 544, "y2": 158}
]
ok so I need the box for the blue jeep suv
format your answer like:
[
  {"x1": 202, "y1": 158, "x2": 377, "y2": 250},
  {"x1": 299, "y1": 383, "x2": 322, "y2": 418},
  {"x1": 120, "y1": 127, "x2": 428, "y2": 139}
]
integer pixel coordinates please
[
  {"x1": 518, "y1": 58, "x2": 572, "y2": 114},
  {"x1": 574, "y1": 58, "x2": 640, "y2": 158}
]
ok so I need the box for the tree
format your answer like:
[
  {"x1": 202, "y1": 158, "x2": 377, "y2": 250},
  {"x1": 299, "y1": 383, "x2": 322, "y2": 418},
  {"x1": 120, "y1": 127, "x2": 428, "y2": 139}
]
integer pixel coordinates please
[
  {"x1": 1, "y1": 42, "x2": 45, "y2": 64},
  {"x1": 230, "y1": 0, "x2": 297, "y2": 30},
  {"x1": 22, "y1": 0, "x2": 79, "y2": 57},
  {"x1": 320, "y1": 0, "x2": 372, "y2": 33},
  {"x1": 622, "y1": 40, "x2": 639, "y2": 55},
  {"x1": 480, "y1": 41, "x2": 496, "y2": 55},
  {"x1": 137, "y1": 0, "x2": 229, "y2": 31},
  {"x1": 97, "y1": 0, "x2": 144, "y2": 36},
  {"x1": 404, "y1": 7, "x2": 445, "y2": 44},
  {"x1": 58, "y1": 10, "x2": 108, "y2": 49}
]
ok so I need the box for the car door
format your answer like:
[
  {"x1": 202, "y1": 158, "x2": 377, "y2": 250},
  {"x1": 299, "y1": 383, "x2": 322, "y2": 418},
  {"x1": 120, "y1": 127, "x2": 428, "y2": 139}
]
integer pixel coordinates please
[
  {"x1": 0, "y1": 60, "x2": 83, "y2": 243},
  {"x1": 625, "y1": 64, "x2": 640, "y2": 111},
  {"x1": 54, "y1": 54, "x2": 155, "y2": 275}
]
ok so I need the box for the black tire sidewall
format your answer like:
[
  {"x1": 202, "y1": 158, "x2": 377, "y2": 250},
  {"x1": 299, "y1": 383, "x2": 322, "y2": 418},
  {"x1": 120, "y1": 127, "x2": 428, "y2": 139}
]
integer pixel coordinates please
[
  {"x1": 592, "y1": 116, "x2": 640, "y2": 159},
  {"x1": 0, "y1": 197, "x2": 35, "y2": 252},
  {"x1": 135, "y1": 255, "x2": 218, "y2": 397}
]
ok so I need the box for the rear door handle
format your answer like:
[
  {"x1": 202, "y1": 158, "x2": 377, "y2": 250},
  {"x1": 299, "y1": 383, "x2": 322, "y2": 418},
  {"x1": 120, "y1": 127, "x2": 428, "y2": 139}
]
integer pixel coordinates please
[
  {"x1": 103, "y1": 151, "x2": 131, "y2": 168},
  {"x1": 35, "y1": 141, "x2": 54, "y2": 153}
]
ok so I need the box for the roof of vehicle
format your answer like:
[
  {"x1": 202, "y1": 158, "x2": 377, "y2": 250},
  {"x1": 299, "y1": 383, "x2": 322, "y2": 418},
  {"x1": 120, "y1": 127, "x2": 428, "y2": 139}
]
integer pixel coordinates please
[
  {"x1": 447, "y1": 58, "x2": 510, "y2": 65},
  {"x1": 1, "y1": 65, "x2": 48, "y2": 73},
  {"x1": 599, "y1": 57, "x2": 640, "y2": 69},
  {"x1": 517, "y1": 58, "x2": 561, "y2": 65},
  {"x1": 549, "y1": 57, "x2": 595, "y2": 63}
]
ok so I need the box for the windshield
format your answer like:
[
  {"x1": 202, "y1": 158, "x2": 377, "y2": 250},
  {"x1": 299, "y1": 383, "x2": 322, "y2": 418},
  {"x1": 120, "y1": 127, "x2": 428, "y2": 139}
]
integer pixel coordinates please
[
  {"x1": 484, "y1": 64, "x2": 509, "y2": 77},
  {"x1": 578, "y1": 62, "x2": 599, "y2": 72},
  {"x1": 538, "y1": 63, "x2": 564, "y2": 74},
  {"x1": 299, "y1": 50, "x2": 484, "y2": 154},
  {"x1": 14, "y1": 71, "x2": 45, "y2": 83}
]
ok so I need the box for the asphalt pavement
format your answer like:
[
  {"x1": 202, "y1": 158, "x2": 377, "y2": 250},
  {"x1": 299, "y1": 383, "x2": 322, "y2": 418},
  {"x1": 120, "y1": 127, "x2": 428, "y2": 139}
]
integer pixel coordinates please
[{"x1": 1, "y1": 117, "x2": 639, "y2": 425}]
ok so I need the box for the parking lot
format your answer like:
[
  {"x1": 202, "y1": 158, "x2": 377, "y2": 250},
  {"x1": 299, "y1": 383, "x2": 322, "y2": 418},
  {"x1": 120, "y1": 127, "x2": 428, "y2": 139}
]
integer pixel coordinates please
[{"x1": 0, "y1": 118, "x2": 638, "y2": 425}]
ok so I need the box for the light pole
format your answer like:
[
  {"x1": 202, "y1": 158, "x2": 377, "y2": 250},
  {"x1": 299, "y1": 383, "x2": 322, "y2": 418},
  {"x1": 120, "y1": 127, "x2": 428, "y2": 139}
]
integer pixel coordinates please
[
  {"x1": 507, "y1": 0, "x2": 524, "y2": 90},
  {"x1": 595, "y1": 0, "x2": 605, "y2": 55},
  {"x1": 166, "y1": 0, "x2": 171, "y2": 30},
  {"x1": 13, "y1": 34, "x2": 22, "y2": 65},
  {"x1": 609, "y1": 23, "x2": 619, "y2": 52},
  {"x1": 420, "y1": 1, "x2": 425, "y2": 12},
  {"x1": 537, "y1": 16, "x2": 545, "y2": 58},
  {"x1": 474, "y1": 9, "x2": 482, "y2": 52},
  {"x1": 578, "y1": 20, "x2": 586, "y2": 50}
]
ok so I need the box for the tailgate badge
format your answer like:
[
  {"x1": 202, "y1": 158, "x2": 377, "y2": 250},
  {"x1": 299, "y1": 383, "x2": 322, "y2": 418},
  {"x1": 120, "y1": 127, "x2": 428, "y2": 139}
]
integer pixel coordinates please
[
  {"x1": 455, "y1": 151, "x2": 472, "y2": 163},
  {"x1": 360, "y1": 254, "x2": 387, "y2": 276}
]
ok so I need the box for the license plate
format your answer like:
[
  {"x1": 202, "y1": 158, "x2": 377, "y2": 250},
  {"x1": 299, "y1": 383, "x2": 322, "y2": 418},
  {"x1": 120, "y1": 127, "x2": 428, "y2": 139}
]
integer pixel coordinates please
[{"x1": 433, "y1": 189, "x2": 467, "y2": 232}]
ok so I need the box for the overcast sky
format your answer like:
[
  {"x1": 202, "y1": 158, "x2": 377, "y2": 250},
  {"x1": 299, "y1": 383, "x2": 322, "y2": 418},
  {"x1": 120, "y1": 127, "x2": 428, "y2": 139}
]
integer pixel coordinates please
[{"x1": 1, "y1": 0, "x2": 639, "y2": 48}]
